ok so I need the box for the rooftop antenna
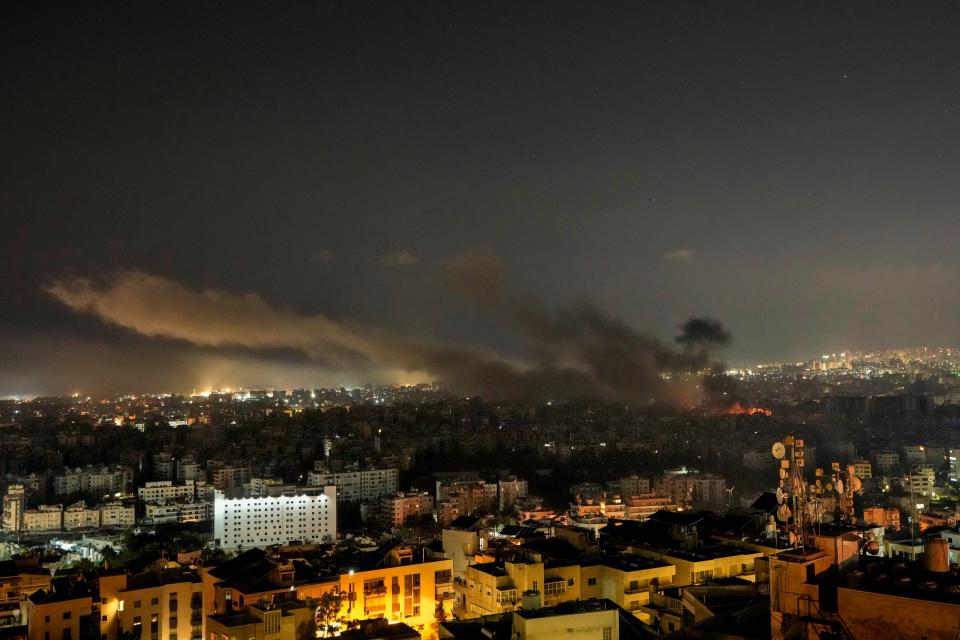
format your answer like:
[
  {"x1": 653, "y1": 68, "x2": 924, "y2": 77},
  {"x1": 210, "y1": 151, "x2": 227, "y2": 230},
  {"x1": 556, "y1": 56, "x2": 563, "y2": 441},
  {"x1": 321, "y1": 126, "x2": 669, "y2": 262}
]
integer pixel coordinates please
[{"x1": 771, "y1": 436, "x2": 807, "y2": 550}]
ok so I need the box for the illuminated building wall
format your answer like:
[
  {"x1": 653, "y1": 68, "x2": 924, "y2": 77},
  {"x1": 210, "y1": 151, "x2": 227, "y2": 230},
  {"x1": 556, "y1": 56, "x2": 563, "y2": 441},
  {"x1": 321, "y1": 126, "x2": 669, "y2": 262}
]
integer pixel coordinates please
[{"x1": 213, "y1": 486, "x2": 336, "y2": 549}]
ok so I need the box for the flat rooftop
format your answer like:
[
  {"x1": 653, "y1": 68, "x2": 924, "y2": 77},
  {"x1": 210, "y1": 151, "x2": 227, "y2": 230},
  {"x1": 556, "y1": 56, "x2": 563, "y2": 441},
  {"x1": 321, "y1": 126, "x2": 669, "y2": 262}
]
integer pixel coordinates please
[
  {"x1": 839, "y1": 558, "x2": 960, "y2": 605},
  {"x1": 515, "y1": 598, "x2": 621, "y2": 619}
]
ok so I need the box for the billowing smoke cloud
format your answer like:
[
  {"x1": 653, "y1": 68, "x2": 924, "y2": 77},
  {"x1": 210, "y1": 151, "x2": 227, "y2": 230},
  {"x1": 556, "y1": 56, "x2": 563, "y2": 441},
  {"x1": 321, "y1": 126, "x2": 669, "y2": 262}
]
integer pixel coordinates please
[
  {"x1": 447, "y1": 248, "x2": 731, "y2": 404},
  {"x1": 675, "y1": 317, "x2": 732, "y2": 349},
  {"x1": 44, "y1": 259, "x2": 732, "y2": 404}
]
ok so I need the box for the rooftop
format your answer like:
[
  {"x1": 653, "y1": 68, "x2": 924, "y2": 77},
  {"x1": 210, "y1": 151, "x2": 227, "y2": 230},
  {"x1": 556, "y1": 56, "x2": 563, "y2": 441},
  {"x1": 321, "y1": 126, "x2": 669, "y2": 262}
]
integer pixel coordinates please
[
  {"x1": 839, "y1": 558, "x2": 960, "y2": 605},
  {"x1": 515, "y1": 597, "x2": 621, "y2": 619}
]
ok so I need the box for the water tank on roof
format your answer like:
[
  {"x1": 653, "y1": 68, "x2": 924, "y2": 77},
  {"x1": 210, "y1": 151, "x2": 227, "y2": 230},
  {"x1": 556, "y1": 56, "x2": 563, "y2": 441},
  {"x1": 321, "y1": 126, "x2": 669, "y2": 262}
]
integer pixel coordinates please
[{"x1": 925, "y1": 538, "x2": 950, "y2": 573}]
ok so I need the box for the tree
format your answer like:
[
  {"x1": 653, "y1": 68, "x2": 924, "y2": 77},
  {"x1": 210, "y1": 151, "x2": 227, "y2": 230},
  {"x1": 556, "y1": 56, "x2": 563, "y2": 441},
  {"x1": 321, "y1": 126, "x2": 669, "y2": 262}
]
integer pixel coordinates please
[
  {"x1": 427, "y1": 602, "x2": 448, "y2": 640},
  {"x1": 314, "y1": 590, "x2": 345, "y2": 638}
]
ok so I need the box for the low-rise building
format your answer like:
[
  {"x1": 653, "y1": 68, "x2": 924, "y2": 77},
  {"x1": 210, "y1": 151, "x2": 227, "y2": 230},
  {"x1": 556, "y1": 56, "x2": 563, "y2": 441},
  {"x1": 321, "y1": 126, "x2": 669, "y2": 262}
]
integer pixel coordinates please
[
  {"x1": 207, "y1": 600, "x2": 312, "y2": 640},
  {"x1": 62, "y1": 501, "x2": 100, "y2": 530},
  {"x1": 100, "y1": 502, "x2": 136, "y2": 528},
  {"x1": 22, "y1": 505, "x2": 62, "y2": 533},
  {"x1": 138, "y1": 481, "x2": 196, "y2": 503},
  {"x1": 98, "y1": 562, "x2": 204, "y2": 640},
  {"x1": 26, "y1": 579, "x2": 93, "y2": 640}
]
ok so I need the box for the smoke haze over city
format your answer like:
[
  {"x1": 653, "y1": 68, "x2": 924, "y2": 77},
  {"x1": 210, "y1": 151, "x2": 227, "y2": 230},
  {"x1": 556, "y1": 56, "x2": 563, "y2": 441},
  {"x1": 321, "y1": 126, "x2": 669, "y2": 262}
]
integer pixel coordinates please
[{"x1": 3, "y1": 2, "x2": 960, "y2": 396}]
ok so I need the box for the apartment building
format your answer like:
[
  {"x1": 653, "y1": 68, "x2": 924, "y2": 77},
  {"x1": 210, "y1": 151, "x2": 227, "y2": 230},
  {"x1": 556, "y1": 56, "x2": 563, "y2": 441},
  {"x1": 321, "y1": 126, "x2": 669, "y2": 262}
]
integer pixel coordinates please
[
  {"x1": 307, "y1": 465, "x2": 399, "y2": 503},
  {"x1": 213, "y1": 486, "x2": 336, "y2": 549},
  {"x1": 138, "y1": 481, "x2": 196, "y2": 503},
  {"x1": 381, "y1": 492, "x2": 434, "y2": 529}
]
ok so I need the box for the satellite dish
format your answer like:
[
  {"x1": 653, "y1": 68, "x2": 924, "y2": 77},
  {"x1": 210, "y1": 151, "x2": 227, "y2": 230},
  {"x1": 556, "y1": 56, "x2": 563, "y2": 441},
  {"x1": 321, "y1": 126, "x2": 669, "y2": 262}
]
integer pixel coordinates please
[
  {"x1": 772, "y1": 442, "x2": 786, "y2": 460},
  {"x1": 866, "y1": 540, "x2": 880, "y2": 555},
  {"x1": 777, "y1": 505, "x2": 792, "y2": 522},
  {"x1": 788, "y1": 531, "x2": 798, "y2": 545},
  {"x1": 851, "y1": 477, "x2": 862, "y2": 492},
  {"x1": 825, "y1": 482, "x2": 833, "y2": 492},
  {"x1": 835, "y1": 479, "x2": 844, "y2": 494},
  {"x1": 776, "y1": 487, "x2": 785, "y2": 504}
]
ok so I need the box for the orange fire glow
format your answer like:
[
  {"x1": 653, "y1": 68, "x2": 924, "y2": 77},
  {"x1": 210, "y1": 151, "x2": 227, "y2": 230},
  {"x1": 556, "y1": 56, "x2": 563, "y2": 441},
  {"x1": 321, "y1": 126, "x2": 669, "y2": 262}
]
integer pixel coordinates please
[{"x1": 724, "y1": 402, "x2": 772, "y2": 416}]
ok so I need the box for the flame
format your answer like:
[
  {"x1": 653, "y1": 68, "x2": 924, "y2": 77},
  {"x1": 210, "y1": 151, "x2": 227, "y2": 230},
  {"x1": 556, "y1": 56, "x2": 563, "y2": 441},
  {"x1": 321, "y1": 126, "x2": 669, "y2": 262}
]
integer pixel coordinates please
[{"x1": 724, "y1": 402, "x2": 772, "y2": 416}]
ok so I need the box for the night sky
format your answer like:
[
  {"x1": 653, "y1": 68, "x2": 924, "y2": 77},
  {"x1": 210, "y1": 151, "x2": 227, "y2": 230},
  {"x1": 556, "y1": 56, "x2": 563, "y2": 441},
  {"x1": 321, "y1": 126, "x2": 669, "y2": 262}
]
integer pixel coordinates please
[{"x1": 3, "y1": 2, "x2": 960, "y2": 396}]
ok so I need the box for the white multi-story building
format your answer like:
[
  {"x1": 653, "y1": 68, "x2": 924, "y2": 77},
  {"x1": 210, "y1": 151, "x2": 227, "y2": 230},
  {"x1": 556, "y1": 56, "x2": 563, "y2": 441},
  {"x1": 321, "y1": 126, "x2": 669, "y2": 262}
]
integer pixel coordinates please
[
  {"x1": 23, "y1": 505, "x2": 63, "y2": 532},
  {"x1": 910, "y1": 465, "x2": 936, "y2": 497},
  {"x1": 54, "y1": 469, "x2": 83, "y2": 497},
  {"x1": 306, "y1": 466, "x2": 399, "y2": 503},
  {"x1": 63, "y1": 502, "x2": 100, "y2": 530},
  {"x1": 100, "y1": 502, "x2": 135, "y2": 527},
  {"x1": 144, "y1": 502, "x2": 181, "y2": 524},
  {"x1": 144, "y1": 499, "x2": 213, "y2": 525},
  {"x1": 54, "y1": 466, "x2": 130, "y2": 498},
  {"x1": 138, "y1": 481, "x2": 195, "y2": 502},
  {"x1": 85, "y1": 466, "x2": 130, "y2": 497},
  {"x1": 213, "y1": 486, "x2": 336, "y2": 549}
]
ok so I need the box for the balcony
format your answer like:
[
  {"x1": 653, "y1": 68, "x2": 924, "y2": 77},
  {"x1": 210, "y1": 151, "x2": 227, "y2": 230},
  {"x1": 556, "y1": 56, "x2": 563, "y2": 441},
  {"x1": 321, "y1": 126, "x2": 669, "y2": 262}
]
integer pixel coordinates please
[{"x1": 364, "y1": 585, "x2": 387, "y2": 596}]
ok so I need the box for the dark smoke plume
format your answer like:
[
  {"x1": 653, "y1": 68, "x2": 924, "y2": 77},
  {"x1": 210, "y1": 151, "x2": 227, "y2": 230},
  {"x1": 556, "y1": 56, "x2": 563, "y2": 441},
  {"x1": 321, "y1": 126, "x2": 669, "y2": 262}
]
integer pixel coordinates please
[{"x1": 46, "y1": 255, "x2": 733, "y2": 405}]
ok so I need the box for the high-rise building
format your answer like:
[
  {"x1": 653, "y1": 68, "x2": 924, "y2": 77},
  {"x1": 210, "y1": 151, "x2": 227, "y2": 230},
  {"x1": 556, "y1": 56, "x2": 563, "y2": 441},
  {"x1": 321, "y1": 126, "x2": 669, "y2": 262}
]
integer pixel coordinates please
[
  {"x1": 1, "y1": 484, "x2": 25, "y2": 532},
  {"x1": 910, "y1": 465, "x2": 936, "y2": 497},
  {"x1": 213, "y1": 486, "x2": 336, "y2": 549}
]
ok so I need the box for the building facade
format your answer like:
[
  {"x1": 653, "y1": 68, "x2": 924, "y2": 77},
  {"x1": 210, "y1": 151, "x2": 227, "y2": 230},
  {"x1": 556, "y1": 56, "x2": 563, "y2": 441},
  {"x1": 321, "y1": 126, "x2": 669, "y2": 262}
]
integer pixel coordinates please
[
  {"x1": 306, "y1": 466, "x2": 399, "y2": 503},
  {"x1": 213, "y1": 486, "x2": 336, "y2": 549}
]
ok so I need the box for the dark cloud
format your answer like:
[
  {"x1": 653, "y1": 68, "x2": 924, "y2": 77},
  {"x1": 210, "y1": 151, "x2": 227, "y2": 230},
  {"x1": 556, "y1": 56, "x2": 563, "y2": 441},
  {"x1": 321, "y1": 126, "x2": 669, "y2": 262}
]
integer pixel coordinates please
[{"x1": 675, "y1": 317, "x2": 733, "y2": 350}]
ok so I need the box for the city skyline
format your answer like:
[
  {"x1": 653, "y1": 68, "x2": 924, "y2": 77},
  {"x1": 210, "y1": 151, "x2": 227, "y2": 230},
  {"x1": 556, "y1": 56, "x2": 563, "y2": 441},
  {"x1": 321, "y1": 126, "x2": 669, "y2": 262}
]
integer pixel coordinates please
[{"x1": 4, "y1": 2, "x2": 960, "y2": 396}]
